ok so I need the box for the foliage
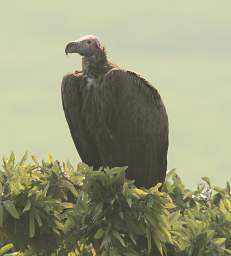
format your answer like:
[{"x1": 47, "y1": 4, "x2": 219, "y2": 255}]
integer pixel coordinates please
[
  {"x1": 163, "y1": 170, "x2": 231, "y2": 256},
  {"x1": 0, "y1": 153, "x2": 230, "y2": 256}
]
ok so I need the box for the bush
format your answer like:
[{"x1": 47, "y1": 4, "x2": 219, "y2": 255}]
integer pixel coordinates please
[{"x1": 0, "y1": 153, "x2": 230, "y2": 256}]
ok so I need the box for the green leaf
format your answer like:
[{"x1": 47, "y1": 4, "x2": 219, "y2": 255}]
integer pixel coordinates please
[
  {"x1": 19, "y1": 151, "x2": 28, "y2": 165},
  {"x1": 211, "y1": 237, "x2": 226, "y2": 246},
  {"x1": 29, "y1": 211, "x2": 35, "y2": 238},
  {"x1": 62, "y1": 202, "x2": 74, "y2": 209},
  {"x1": 202, "y1": 176, "x2": 211, "y2": 186},
  {"x1": 127, "y1": 198, "x2": 132, "y2": 208},
  {"x1": 129, "y1": 233, "x2": 136, "y2": 245},
  {"x1": 214, "y1": 186, "x2": 225, "y2": 193},
  {"x1": 0, "y1": 182, "x2": 3, "y2": 196},
  {"x1": 22, "y1": 199, "x2": 31, "y2": 213},
  {"x1": 0, "y1": 204, "x2": 3, "y2": 227},
  {"x1": 31, "y1": 155, "x2": 39, "y2": 165},
  {"x1": 225, "y1": 249, "x2": 231, "y2": 255},
  {"x1": 94, "y1": 228, "x2": 104, "y2": 239},
  {"x1": 224, "y1": 198, "x2": 231, "y2": 211},
  {"x1": 166, "y1": 168, "x2": 176, "y2": 179},
  {"x1": 146, "y1": 228, "x2": 152, "y2": 255},
  {"x1": 112, "y1": 231, "x2": 126, "y2": 247},
  {"x1": 183, "y1": 191, "x2": 193, "y2": 200},
  {"x1": 34, "y1": 212, "x2": 43, "y2": 227},
  {"x1": 0, "y1": 243, "x2": 14, "y2": 255},
  {"x1": 3, "y1": 200, "x2": 20, "y2": 219},
  {"x1": 169, "y1": 210, "x2": 181, "y2": 224},
  {"x1": 9, "y1": 152, "x2": 15, "y2": 165},
  {"x1": 153, "y1": 237, "x2": 163, "y2": 256},
  {"x1": 131, "y1": 188, "x2": 148, "y2": 198},
  {"x1": 61, "y1": 179, "x2": 79, "y2": 197},
  {"x1": 48, "y1": 152, "x2": 53, "y2": 163}
]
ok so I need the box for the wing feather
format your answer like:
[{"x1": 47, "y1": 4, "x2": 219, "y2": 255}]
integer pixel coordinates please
[
  {"x1": 100, "y1": 68, "x2": 168, "y2": 187},
  {"x1": 61, "y1": 73, "x2": 101, "y2": 168}
]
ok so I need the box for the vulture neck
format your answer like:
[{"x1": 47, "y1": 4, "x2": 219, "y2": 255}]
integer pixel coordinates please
[{"x1": 82, "y1": 49, "x2": 113, "y2": 78}]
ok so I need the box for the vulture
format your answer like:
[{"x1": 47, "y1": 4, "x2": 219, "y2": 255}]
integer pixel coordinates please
[{"x1": 62, "y1": 35, "x2": 168, "y2": 188}]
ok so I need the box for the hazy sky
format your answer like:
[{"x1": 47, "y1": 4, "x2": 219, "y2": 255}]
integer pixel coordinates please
[{"x1": 0, "y1": 1, "x2": 230, "y2": 187}]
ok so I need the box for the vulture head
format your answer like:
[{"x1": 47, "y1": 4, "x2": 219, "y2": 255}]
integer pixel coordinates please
[{"x1": 65, "y1": 35, "x2": 104, "y2": 57}]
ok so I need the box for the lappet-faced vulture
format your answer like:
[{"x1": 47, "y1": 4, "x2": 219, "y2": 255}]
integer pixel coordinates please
[{"x1": 62, "y1": 35, "x2": 168, "y2": 188}]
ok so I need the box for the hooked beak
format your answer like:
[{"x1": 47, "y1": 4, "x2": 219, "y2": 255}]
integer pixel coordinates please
[{"x1": 65, "y1": 41, "x2": 80, "y2": 55}]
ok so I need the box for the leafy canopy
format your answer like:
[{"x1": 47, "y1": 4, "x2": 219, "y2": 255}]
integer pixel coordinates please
[{"x1": 0, "y1": 153, "x2": 230, "y2": 256}]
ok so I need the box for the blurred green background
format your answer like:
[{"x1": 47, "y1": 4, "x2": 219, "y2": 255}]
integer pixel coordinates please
[{"x1": 0, "y1": 1, "x2": 230, "y2": 187}]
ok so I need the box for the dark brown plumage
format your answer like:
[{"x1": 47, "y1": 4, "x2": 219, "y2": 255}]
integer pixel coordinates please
[{"x1": 62, "y1": 35, "x2": 168, "y2": 188}]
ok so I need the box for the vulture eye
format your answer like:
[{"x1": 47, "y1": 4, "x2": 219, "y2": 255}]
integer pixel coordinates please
[{"x1": 87, "y1": 40, "x2": 91, "y2": 44}]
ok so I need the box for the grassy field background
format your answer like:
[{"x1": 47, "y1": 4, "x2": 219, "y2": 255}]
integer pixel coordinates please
[{"x1": 0, "y1": 1, "x2": 230, "y2": 187}]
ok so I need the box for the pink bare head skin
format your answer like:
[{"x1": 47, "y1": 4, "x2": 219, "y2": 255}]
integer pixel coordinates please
[{"x1": 65, "y1": 35, "x2": 104, "y2": 57}]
